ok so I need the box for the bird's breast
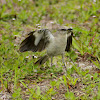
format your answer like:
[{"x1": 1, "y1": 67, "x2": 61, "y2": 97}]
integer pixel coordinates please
[{"x1": 46, "y1": 35, "x2": 67, "y2": 56}]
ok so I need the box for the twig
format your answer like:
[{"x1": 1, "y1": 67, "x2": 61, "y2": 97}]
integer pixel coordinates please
[{"x1": 89, "y1": 32, "x2": 96, "y2": 46}]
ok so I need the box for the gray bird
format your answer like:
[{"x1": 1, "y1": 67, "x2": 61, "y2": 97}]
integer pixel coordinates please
[{"x1": 19, "y1": 28, "x2": 73, "y2": 69}]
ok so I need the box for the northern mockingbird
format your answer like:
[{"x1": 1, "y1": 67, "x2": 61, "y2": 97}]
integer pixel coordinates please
[{"x1": 19, "y1": 28, "x2": 73, "y2": 68}]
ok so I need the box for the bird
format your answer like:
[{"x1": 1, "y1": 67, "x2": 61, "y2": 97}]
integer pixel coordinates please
[{"x1": 19, "y1": 28, "x2": 73, "y2": 69}]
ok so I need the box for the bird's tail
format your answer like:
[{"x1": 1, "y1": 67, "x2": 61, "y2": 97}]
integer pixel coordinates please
[{"x1": 34, "y1": 55, "x2": 49, "y2": 65}]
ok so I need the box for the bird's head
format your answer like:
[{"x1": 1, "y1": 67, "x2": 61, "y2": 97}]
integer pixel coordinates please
[{"x1": 58, "y1": 28, "x2": 73, "y2": 37}]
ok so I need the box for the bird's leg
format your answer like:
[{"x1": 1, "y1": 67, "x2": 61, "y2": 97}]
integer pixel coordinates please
[
  {"x1": 62, "y1": 53, "x2": 66, "y2": 66},
  {"x1": 51, "y1": 56, "x2": 53, "y2": 67},
  {"x1": 62, "y1": 53, "x2": 67, "y2": 72}
]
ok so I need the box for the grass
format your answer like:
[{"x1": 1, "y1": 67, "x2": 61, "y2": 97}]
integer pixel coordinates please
[{"x1": 0, "y1": 0, "x2": 100, "y2": 99}]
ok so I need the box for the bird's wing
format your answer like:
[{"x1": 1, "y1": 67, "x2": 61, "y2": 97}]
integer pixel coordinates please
[
  {"x1": 65, "y1": 31, "x2": 73, "y2": 52},
  {"x1": 19, "y1": 29, "x2": 53, "y2": 52}
]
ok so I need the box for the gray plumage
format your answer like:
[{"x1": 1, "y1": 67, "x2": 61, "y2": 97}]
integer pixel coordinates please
[{"x1": 19, "y1": 28, "x2": 73, "y2": 67}]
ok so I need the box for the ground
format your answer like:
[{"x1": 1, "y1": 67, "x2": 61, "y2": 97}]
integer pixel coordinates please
[{"x1": 0, "y1": 0, "x2": 100, "y2": 100}]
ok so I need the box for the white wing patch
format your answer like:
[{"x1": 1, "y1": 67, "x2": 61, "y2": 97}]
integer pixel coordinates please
[{"x1": 34, "y1": 32, "x2": 43, "y2": 46}]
